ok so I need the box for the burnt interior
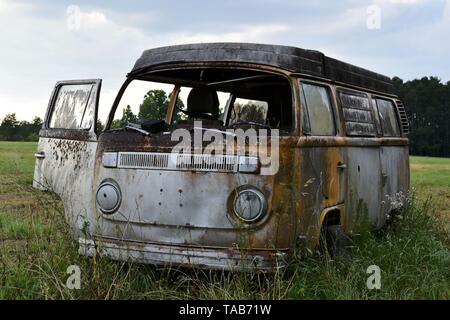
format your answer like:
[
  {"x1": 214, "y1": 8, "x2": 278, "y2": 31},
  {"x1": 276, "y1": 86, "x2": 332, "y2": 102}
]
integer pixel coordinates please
[{"x1": 114, "y1": 67, "x2": 293, "y2": 133}]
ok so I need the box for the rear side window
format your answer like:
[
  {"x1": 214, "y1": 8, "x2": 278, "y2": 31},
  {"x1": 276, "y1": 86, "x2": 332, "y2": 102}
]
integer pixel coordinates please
[
  {"x1": 375, "y1": 98, "x2": 401, "y2": 137},
  {"x1": 229, "y1": 98, "x2": 269, "y2": 125},
  {"x1": 49, "y1": 84, "x2": 94, "y2": 129},
  {"x1": 339, "y1": 91, "x2": 376, "y2": 137},
  {"x1": 301, "y1": 83, "x2": 336, "y2": 136}
]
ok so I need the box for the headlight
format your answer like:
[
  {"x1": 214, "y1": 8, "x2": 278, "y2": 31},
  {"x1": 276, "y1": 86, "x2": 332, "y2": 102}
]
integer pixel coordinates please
[
  {"x1": 231, "y1": 186, "x2": 267, "y2": 223},
  {"x1": 96, "y1": 180, "x2": 121, "y2": 214}
]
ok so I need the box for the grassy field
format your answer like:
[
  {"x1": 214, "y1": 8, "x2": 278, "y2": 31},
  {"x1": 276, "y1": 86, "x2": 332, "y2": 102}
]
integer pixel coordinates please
[
  {"x1": 410, "y1": 156, "x2": 450, "y2": 224},
  {"x1": 0, "y1": 141, "x2": 449, "y2": 299}
]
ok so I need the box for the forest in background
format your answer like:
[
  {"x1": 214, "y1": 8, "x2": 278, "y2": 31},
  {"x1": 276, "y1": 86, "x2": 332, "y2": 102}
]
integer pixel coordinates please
[{"x1": 0, "y1": 76, "x2": 449, "y2": 157}]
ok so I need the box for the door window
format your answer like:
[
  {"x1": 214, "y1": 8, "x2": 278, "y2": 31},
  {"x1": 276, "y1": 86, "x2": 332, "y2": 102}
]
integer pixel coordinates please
[
  {"x1": 301, "y1": 83, "x2": 336, "y2": 135},
  {"x1": 49, "y1": 84, "x2": 94, "y2": 129}
]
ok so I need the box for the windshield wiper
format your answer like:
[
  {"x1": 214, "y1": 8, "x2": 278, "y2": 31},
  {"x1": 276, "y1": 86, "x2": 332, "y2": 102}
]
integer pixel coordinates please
[
  {"x1": 192, "y1": 126, "x2": 236, "y2": 137},
  {"x1": 226, "y1": 121, "x2": 271, "y2": 130},
  {"x1": 125, "y1": 125, "x2": 150, "y2": 136}
]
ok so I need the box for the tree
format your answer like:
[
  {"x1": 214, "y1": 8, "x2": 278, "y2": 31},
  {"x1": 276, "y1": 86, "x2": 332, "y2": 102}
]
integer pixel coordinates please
[
  {"x1": 96, "y1": 119, "x2": 104, "y2": 132},
  {"x1": 393, "y1": 76, "x2": 450, "y2": 157},
  {"x1": 139, "y1": 89, "x2": 185, "y2": 122},
  {"x1": 121, "y1": 105, "x2": 137, "y2": 125},
  {"x1": 1, "y1": 113, "x2": 18, "y2": 127},
  {"x1": 111, "y1": 105, "x2": 137, "y2": 129},
  {"x1": 0, "y1": 114, "x2": 42, "y2": 141},
  {"x1": 0, "y1": 113, "x2": 19, "y2": 140},
  {"x1": 139, "y1": 90, "x2": 170, "y2": 120},
  {"x1": 31, "y1": 117, "x2": 43, "y2": 128}
]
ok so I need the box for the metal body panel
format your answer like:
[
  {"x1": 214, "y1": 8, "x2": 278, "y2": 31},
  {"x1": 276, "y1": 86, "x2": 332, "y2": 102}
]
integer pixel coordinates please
[
  {"x1": 380, "y1": 146, "x2": 410, "y2": 217},
  {"x1": 33, "y1": 137, "x2": 98, "y2": 237},
  {"x1": 345, "y1": 147, "x2": 383, "y2": 228},
  {"x1": 79, "y1": 238, "x2": 287, "y2": 271},
  {"x1": 297, "y1": 146, "x2": 347, "y2": 247},
  {"x1": 91, "y1": 141, "x2": 296, "y2": 251},
  {"x1": 33, "y1": 79, "x2": 101, "y2": 238}
]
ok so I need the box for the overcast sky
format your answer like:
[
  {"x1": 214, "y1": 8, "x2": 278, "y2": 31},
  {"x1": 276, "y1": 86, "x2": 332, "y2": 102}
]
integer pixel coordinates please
[{"x1": 1, "y1": 0, "x2": 449, "y2": 122}]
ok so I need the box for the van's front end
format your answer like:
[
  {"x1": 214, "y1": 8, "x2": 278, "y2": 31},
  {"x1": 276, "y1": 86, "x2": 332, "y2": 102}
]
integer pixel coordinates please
[
  {"x1": 80, "y1": 60, "x2": 299, "y2": 271},
  {"x1": 83, "y1": 132, "x2": 297, "y2": 270}
]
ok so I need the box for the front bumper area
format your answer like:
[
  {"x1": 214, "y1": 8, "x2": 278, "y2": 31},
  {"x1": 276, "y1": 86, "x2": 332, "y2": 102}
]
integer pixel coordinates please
[{"x1": 78, "y1": 237, "x2": 287, "y2": 271}]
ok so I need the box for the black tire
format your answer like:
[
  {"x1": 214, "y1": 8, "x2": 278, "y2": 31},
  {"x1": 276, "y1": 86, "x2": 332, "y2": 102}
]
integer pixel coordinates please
[{"x1": 322, "y1": 224, "x2": 352, "y2": 258}]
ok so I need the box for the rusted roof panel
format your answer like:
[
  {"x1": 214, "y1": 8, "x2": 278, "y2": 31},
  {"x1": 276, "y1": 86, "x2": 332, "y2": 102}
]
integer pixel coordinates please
[{"x1": 130, "y1": 43, "x2": 395, "y2": 94}]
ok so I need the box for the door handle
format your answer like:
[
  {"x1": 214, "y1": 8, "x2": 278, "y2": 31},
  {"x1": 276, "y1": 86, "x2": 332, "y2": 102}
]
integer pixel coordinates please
[
  {"x1": 337, "y1": 162, "x2": 347, "y2": 169},
  {"x1": 34, "y1": 152, "x2": 45, "y2": 159}
]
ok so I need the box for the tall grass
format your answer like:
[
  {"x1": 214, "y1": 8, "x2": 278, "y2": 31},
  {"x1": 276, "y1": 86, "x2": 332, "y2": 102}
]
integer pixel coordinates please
[
  {"x1": 288, "y1": 193, "x2": 449, "y2": 299},
  {"x1": 1, "y1": 145, "x2": 449, "y2": 299},
  {"x1": 1, "y1": 187, "x2": 448, "y2": 299}
]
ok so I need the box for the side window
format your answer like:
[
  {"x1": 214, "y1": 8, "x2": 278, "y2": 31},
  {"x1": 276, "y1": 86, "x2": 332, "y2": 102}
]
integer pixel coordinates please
[
  {"x1": 229, "y1": 98, "x2": 268, "y2": 125},
  {"x1": 375, "y1": 98, "x2": 401, "y2": 137},
  {"x1": 300, "y1": 83, "x2": 336, "y2": 135},
  {"x1": 339, "y1": 91, "x2": 376, "y2": 137},
  {"x1": 49, "y1": 84, "x2": 94, "y2": 129}
]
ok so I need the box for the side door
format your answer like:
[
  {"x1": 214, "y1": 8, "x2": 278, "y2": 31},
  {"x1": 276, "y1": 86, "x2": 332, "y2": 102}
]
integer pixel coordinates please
[
  {"x1": 298, "y1": 80, "x2": 347, "y2": 245},
  {"x1": 33, "y1": 79, "x2": 101, "y2": 237},
  {"x1": 337, "y1": 88, "x2": 383, "y2": 229},
  {"x1": 373, "y1": 97, "x2": 409, "y2": 221}
]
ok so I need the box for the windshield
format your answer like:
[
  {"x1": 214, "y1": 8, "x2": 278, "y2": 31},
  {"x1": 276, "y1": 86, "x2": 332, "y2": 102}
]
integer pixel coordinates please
[{"x1": 109, "y1": 68, "x2": 292, "y2": 132}]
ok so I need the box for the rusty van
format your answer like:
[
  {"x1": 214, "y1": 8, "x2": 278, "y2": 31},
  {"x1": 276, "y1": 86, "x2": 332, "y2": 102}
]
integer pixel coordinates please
[{"x1": 33, "y1": 43, "x2": 410, "y2": 270}]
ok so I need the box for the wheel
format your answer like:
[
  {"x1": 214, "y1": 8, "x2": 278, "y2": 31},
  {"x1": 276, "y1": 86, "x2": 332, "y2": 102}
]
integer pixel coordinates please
[{"x1": 321, "y1": 224, "x2": 352, "y2": 258}]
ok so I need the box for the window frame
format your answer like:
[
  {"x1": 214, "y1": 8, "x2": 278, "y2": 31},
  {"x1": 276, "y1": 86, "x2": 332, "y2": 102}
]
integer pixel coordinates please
[
  {"x1": 336, "y1": 87, "x2": 378, "y2": 137},
  {"x1": 105, "y1": 66, "x2": 296, "y2": 134},
  {"x1": 299, "y1": 80, "x2": 338, "y2": 137},
  {"x1": 221, "y1": 76, "x2": 295, "y2": 134},
  {"x1": 227, "y1": 95, "x2": 270, "y2": 126},
  {"x1": 45, "y1": 79, "x2": 101, "y2": 132},
  {"x1": 373, "y1": 96, "x2": 402, "y2": 137}
]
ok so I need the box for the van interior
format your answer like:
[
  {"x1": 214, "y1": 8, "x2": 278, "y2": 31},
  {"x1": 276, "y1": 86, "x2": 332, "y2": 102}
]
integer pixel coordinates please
[{"x1": 110, "y1": 68, "x2": 293, "y2": 134}]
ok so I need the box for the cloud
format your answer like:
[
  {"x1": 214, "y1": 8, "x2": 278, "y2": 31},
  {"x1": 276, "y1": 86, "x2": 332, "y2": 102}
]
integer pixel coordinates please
[
  {"x1": 0, "y1": 0, "x2": 449, "y2": 122},
  {"x1": 163, "y1": 24, "x2": 290, "y2": 44},
  {"x1": 444, "y1": 0, "x2": 450, "y2": 20}
]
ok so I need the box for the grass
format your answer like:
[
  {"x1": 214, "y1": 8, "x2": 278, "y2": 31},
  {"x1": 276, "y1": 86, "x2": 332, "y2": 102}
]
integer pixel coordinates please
[
  {"x1": 410, "y1": 156, "x2": 450, "y2": 224},
  {"x1": 0, "y1": 141, "x2": 449, "y2": 299}
]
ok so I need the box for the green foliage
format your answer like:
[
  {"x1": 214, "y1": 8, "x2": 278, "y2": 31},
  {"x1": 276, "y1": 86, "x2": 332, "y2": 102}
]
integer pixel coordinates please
[
  {"x1": 288, "y1": 195, "x2": 449, "y2": 299},
  {"x1": 111, "y1": 105, "x2": 137, "y2": 129},
  {"x1": 96, "y1": 119, "x2": 104, "y2": 132},
  {"x1": 139, "y1": 89, "x2": 169, "y2": 120},
  {"x1": 138, "y1": 89, "x2": 185, "y2": 122},
  {"x1": 0, "y1": 113, "x2": 42, "y2": 141},
  {"x1": 393, "y1": 76, "x2": 450, "y2": 157}
]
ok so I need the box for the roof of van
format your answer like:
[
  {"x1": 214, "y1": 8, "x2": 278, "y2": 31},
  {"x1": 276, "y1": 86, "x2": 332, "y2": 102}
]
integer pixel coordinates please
[{"x1": 130, "y1": 43, "x2": 395, "y2": 95}]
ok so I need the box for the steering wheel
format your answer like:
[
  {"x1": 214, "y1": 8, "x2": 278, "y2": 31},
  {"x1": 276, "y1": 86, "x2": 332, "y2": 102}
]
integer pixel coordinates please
[{"x1": 176, "y1": 105, "x2": 218, "y2": 120}]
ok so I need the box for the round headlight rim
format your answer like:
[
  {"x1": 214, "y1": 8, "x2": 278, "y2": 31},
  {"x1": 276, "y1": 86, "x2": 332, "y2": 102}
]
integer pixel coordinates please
[
  {"x1": 96, "y1": 180, "x2": 122, "y2": 215},
  {"x1": 231, "y1": 186, "x2": 267, "y2": 223}
]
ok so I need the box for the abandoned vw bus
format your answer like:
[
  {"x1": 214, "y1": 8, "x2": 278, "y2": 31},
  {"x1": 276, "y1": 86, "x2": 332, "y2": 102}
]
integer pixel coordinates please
[{"x1": 33, "y1": 43, "x2": 409, "y2": 270}]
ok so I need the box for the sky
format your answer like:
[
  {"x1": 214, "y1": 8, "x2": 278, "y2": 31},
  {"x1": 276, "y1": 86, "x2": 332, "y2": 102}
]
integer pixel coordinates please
[{"x1": 0, "y1": 0, "x2": 449, "y2": 123}]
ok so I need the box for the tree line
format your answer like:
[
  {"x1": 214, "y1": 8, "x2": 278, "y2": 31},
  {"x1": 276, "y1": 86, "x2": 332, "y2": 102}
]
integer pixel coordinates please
[
  {"x1": 1, "y1": 78, "x2": 449, "y2": 157},
  {"x1": 0, "y1": 114, "x2": 43, "y2": 141},
  {"x1": 393, "y1": 76, "x2": 450, "y2": 157}
]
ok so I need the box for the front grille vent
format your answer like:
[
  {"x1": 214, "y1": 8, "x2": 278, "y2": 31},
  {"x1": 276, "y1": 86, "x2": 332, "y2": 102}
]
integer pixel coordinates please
[{"x1": 117, "y1": 152, "x2": 239, "y2": 173}]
